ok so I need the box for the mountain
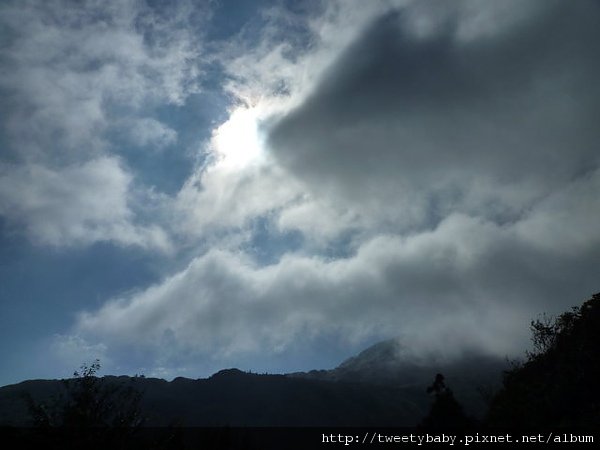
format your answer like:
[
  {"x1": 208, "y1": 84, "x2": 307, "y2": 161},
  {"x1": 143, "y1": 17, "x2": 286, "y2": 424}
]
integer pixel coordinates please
[
  {"x1": 291, "y1": 339, "x2": 507, "y2": 417},
  {"x1": 0, "y1": 340, "x2": 506, "y2": 427},
  {"x1": 3, "y1": 295, "x2": 597, "y2": 432},
  {"x1": 0, "y1": 369, "x2": 424, "y2": 427}
]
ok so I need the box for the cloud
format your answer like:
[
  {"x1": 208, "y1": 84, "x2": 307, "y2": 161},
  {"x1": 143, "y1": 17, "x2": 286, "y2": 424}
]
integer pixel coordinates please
[
  {"x1": 515, "y1": 168, "x2": 600, "y2": 256},
  {"x1": 31, "y1": 0, "x2": 600, "y2": 375},
  {"x1": 0, "y1": 0, "x2": 205, "y2": 248},
  {"x1": 121, "y1": 117, "x2": 178, "y2": 150},
  {"x1": 171, "y1": 104, "x2": 304, "y2": 242},
  {"x1": 0, "y1": 157, "x2": 170, "y2": 250},
  {"x1": 221, "y1": 0, "x2": 398, "y2": 109},
  {"x1": 267, "y1": 0, "x2": 600, "y2": 235},
  {"x1": 50, "y1": 334, "x2": 110, "y2": 373},
  {"x1": 0, "y1": 0, "x2": 203, "y2": 159},
  {"x1": 75, "y1": 188, "x2": 600, "y2": 369}
]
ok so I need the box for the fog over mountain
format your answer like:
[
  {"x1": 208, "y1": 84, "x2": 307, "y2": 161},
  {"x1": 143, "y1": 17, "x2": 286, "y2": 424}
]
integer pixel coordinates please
[{"x1": 3, "y1": 293, "x2": 599, "y2": 431}]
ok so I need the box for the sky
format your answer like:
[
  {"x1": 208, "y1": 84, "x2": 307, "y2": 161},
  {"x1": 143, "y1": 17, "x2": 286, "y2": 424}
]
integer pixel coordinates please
[{"x1": 0, "y1": 0, "x2": 599, "y2": 386}]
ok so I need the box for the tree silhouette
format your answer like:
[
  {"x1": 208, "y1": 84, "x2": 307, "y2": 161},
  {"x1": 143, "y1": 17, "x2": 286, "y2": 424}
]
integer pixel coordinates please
[
  {"x1": 20, "y1": 360, "x2": 151, "y2": 449},
  {"x1": 487, "y1": 293, "x2": 600, "y2": 427},
  {"x1": 420, "y1": 373, "x2": 473, "y2": 429},
  {"x1": 25, "y1": 359, "x2": 144, "y2": 428}
]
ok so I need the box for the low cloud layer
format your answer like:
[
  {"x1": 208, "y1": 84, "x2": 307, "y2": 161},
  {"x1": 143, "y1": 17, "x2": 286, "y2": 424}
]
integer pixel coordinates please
[{"x1": 76, "y1": 172, "x2": 600, "y2": 367}]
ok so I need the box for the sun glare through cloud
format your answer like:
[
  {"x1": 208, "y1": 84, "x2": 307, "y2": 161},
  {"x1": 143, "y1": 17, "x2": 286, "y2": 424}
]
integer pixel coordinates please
[{"x1": 211, "y1": 106, "x2": 265, "y2": 171}]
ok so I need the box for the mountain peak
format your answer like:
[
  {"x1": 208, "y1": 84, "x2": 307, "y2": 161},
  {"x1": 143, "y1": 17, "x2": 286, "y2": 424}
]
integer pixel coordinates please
[
  {"x1": 338, "y1": 338, "x2": 406, "y2": 371},
  {"x1": 209, "y1": 368, "x2": 246, "y2": 379}
]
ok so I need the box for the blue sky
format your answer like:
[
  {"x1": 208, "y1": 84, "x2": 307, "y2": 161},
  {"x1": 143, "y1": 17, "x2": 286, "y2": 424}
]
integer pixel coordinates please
[{"x1": 1, "y1": 0, "x2": 599, "y2": 386}]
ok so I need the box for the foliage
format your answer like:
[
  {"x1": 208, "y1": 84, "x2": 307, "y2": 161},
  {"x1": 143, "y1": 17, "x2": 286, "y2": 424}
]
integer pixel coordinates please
[
  {"x1": 487, "y1": 293, "x2": 600, "y2": 427},
  {"x1": 24, "y1": 359, "x2": 144, "y2": 428},
  {"x1": 420, "y1": 373, "x2": 474, "y2": 429}
]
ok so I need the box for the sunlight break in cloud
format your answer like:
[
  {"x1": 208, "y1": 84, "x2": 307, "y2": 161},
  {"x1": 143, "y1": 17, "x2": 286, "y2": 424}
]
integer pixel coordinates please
[{"x1": 212, "y1": 107, "x2": 265, "y2": 171}]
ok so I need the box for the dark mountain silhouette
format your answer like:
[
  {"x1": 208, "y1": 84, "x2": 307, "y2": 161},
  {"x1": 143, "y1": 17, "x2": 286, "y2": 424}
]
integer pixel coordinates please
[
  {"x1": 0, "y1": 369, "x2": 423, "y2": 427},
  {"x1": 0, "y1": 342, "x2": 504, "y2": 428},
  {"x1": 1, "y1": 293, "x2": 598, "y2": 430}
]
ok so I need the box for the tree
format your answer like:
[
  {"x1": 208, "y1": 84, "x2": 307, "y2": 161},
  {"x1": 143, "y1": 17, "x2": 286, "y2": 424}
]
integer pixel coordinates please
[
  {"x1": 20, "y1": 360, "x2": 150, "y2": 449},
  {"x1": 420, "y1": 373, "x2": 473, "y2": 429},
  {"x1": 25, "y1": 359, "x2": 144, "y2": 428},
  {"x1": 487, "y1": 293, "x2": 600, "y2": 427}
]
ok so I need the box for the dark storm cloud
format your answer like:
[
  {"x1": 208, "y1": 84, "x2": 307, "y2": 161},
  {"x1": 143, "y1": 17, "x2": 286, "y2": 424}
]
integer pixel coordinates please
[{"x1": 268, "y1": 1, "x2": 600, "y2": 227}]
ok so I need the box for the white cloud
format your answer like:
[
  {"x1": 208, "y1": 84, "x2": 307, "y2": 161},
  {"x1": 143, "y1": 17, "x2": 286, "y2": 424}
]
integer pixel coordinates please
[
  {"x1": 516, "y1": 168, "x2": 600, "y2": 256},
  {"x1": 0, "y1": 0, "x2": 202, "y2": 159},
  {"x1": 123, "y1": 117, "x2": 178, "y2": 150},
  {"x1": 50, "y1": 334, "x2": 110, "y2": 374},
  {"x1": 221, "y1": 0, "x2": 398, "y2": 111},
  {"x1": 175, "y1": 163, "x2": 298, "y2": 236},
  {"x1": 0, "y1": 0, "x2": 205, "y2": 248},
  {"x1": 0, "y1": 157, "x2": 170, "y2": 250},
  {"x1": 74, "y1": 197, "x2": 600, "y2": 370},
  {"x1": 172, "y1": 105, "x2": 303, "y2": 240}
]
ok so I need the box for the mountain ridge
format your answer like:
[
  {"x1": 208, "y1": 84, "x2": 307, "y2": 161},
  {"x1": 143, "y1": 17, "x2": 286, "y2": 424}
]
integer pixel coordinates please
[{"x1": 0, "y1": 339, "x2": 507, "y2": 427}]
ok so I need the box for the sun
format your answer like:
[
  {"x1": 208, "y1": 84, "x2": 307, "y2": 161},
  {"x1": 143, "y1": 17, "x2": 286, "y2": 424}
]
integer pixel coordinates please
[{"x1": 211, "y1": 106, "x2": 264, "y2": 170}]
